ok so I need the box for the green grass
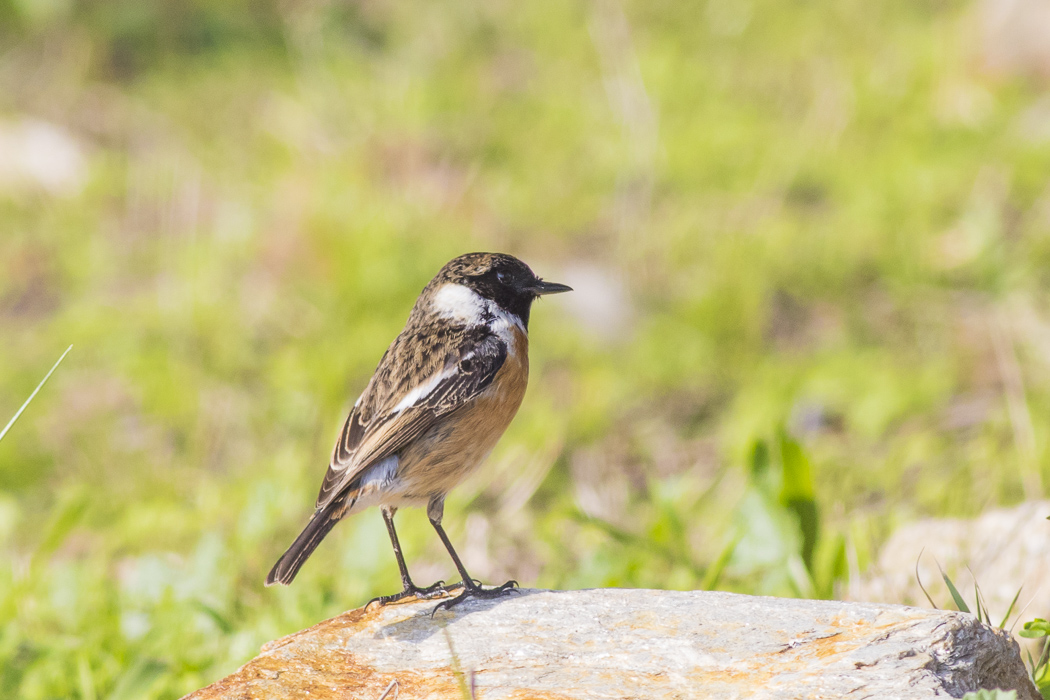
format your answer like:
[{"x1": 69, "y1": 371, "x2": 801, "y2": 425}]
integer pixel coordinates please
[
  {"x1": 3, "y1": 0, "x2": 1050, "y2": 696},
  {"x1": 0, "y1": 346, "x2": 71, "y2": 444}
]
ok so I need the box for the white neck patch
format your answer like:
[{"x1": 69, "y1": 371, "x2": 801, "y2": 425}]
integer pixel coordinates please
[
  {"x1": 432, "y1": 283, "x2": 487, "y2": 323},
  {"x1": 432, "y1": 282, "x2": 525, "y2": 338}
]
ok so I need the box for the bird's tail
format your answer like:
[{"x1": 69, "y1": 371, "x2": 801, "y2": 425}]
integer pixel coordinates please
[{"x1": 265, "y1": 499, "x2": 344, "y2": 586}]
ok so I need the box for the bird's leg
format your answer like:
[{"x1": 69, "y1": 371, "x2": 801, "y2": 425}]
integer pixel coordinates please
[
  {"x1": 426, "y1": 498, "x2": 518, "y2": 614},
  {"x1": 367, "y1": 506, "x2": 458, "y2": 608}
]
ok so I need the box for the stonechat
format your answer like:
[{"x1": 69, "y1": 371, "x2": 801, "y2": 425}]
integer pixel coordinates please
[{"x1": 266, "y1": 252, "x2": 571, "y2": 610}]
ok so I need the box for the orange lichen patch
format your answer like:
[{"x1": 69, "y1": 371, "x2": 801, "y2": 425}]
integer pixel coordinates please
[
  {"x1": 261, "y1": 605, "x2": 371, "y2": 653},
  {"x1": 687, "y1": 665, "x2": 778, "y2": 688},
  {"x1": 825, "y1": 610, "x2": 928, "y2": 632},
  {"x1": 505, "y1": 689, "x2": 584, "y2": 700},
  {"x1": 672, "y1": 621, "x2": 912, "y2": 691},
  {"x1": 184, "y1": 651, "x2": 463, "y2": 700},
  {"x1": 183, "y1": 601, "x2": 483, "y2": 700},
  {"x1": 766, "y1": 612, "x2": 927, "y2": 666},
  {"x1": 808, "y1": 632, "x2": 848, "y2": 660}
]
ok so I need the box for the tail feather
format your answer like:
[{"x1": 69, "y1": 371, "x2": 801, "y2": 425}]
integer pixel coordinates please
[{"x1": 265, "y1": 500, "x2": 344, "y2": 586}]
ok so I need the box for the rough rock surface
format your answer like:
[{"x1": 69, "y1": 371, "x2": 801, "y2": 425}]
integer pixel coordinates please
[{"x1": 185, "y1": 589, "x2": 1037, "y2": 700}]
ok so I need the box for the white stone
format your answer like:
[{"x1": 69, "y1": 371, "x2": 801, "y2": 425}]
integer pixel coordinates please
[
  {"x1": 183, "y1": 588, "x2": 1037, "y2": 699},
  {"x1": 0, "y1": 118, "x2": 88, "y2": 196}
]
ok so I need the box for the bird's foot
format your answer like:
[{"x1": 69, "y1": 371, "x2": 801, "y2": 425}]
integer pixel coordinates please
[
  {"x1": 444, "y1": 578, "x2": 482, "y2": 590},
  {"x1": 367, "y1": 580, "x2": 460, "y2": 609},
  {"x1": 431, "y1": 579, "x2": 519, "y2": 615}
]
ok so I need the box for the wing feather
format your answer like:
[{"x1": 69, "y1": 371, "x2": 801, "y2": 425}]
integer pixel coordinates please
[{"x1": 315, "y1": 329, "x2": 507, "y2": 508}]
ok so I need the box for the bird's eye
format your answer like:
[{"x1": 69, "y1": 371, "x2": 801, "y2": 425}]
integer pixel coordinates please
[{"x1": 496, "y1": 271, "x2": 507, "y2": 284}]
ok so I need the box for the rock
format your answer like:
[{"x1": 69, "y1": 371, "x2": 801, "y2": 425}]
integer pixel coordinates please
[
  {"x1": 980, "y1": 0, "x2": 1050, "y2": 78},
  {"x1": 849, "y1": 501, "x2": 1050, "y2": 630},
  {"x1": 183, "y1": 588, "x2": 1037, "y2": 699},
  {"x1": 0, "y1": 118, "x2": 88, "y2": 197}
]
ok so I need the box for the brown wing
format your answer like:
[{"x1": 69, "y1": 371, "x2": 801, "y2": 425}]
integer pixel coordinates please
[{"x1": 315, "y1": 328, "x2": 508, "y2": 509}]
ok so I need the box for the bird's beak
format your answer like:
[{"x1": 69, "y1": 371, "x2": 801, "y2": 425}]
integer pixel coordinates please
[{"x1": 527, "y1": 279, "x2": 573, "y2": 296}]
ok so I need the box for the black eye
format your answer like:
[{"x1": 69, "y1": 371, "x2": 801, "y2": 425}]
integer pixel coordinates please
[{"x1": 496, "y1": 271, "x2": 507, "y2": 284}]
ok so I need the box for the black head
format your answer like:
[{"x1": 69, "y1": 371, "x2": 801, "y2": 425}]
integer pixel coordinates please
[{"x1": 432, "y1": 252, "x2": 572, "y2": 328}]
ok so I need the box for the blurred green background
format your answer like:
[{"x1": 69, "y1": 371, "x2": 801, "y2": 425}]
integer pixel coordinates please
[{"x1": 3, "y1": 0, "x2": 1050, "y2": 696}]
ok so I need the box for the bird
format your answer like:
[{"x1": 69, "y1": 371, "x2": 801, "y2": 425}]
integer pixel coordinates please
[{"x1": 265, "y1": 252, "x2": 571, "y2": 611}]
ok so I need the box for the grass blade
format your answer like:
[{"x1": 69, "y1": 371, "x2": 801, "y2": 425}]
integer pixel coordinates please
[
  {"x1": 972, "y1": 578, "x2": 986, "y2": 624},
  {"x1": 701, "y1": 532, "x2": 740, "y2": 591},
  {"x1": 1038, "y1": 638, "x2": 1050, "y2": 678},
  {"x1": 0, "y1": 345, "x2": 72, "y2": 443},
  {"x1": 966, "y1": 566, "x2": 992, "y2": 625},
  {"x1": 915, "y1": 548, "x2": 938, "y2": 609},
  {"x1": 1011, "y1": 597, "x2": 1040, "y2": 635},
  {"x1": 107, "y1": 658, "x2": 166, "y2": 700},
  {"x1": 33, "y1": 489, "x2": 90, "y2": 564},
  {"x1": 938, "y1": 562, "x2": 970, "y2": 614},
  {"x1": 1000, "y1": 586, "x2": 1023, "y2": 630}
]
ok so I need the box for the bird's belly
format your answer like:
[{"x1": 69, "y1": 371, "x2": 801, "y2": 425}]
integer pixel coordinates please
[{"x1": 396, "y1": 338, "x2": 529, "y2": 499}]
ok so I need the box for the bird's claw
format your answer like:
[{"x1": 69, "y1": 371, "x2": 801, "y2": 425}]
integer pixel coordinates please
[
  {"x1": 430, "y1": 579, "x2": 519, "y2": 616},
  {"x1": 366, "y1": 580, "x2": 462, "y2": 609}
]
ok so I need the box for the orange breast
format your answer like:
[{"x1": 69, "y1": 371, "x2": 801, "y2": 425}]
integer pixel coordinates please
[{"x1": 397, "y1": 326, "x2": 530, "y2": 499}]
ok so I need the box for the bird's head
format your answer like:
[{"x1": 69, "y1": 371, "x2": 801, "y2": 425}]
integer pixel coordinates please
[{"x1": 427, "y1": 252, "x2": 572, "y2": 328}]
